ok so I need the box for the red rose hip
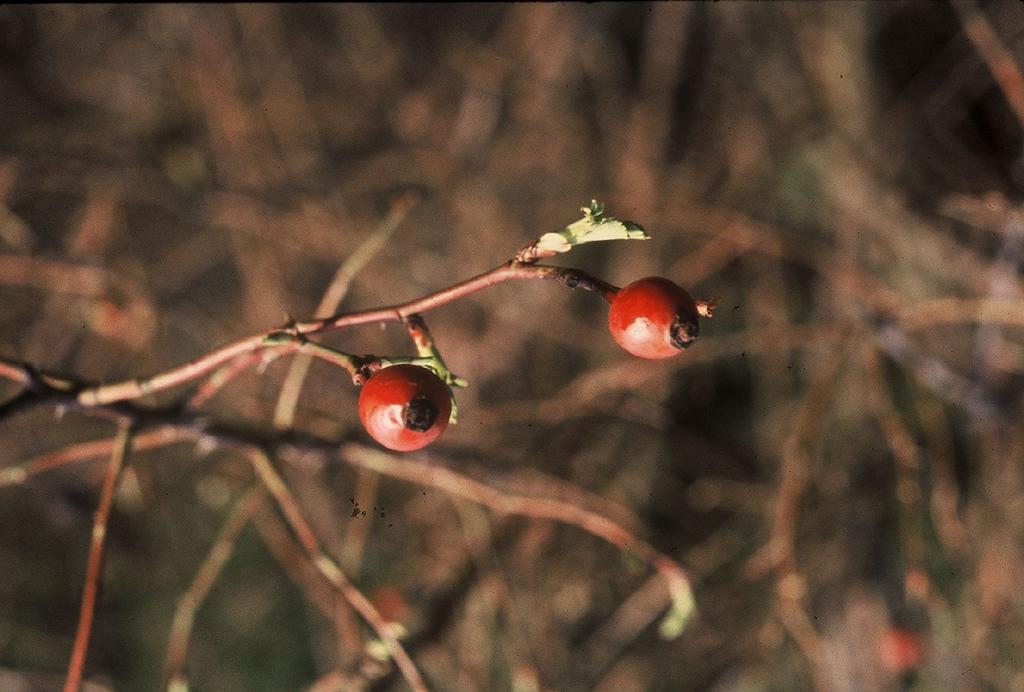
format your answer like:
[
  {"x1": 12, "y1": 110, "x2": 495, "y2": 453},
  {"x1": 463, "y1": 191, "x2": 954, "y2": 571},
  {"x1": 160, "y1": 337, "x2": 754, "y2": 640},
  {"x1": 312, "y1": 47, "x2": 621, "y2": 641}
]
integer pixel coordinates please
[
  {"x1": 608, "y1": 277, "x2": 700, "y2": 359},
  {"x1": 358, "y1": 364, "x2": 452, "y2": 451}
]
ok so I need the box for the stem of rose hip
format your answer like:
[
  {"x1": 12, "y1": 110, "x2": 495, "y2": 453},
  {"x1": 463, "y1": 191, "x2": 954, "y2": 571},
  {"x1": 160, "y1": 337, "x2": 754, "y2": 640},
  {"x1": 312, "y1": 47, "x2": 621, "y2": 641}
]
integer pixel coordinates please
[
  {"x1": 401, "y1": 314, "x2": 466, "y2": 388},
  {"x1": 71, "y1": 262, "x2": 619, "y2": 407}
]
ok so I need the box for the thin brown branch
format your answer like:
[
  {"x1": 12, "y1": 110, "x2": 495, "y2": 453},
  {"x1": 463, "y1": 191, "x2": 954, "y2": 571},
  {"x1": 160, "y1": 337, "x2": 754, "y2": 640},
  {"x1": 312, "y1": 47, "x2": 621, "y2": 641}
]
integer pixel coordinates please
[
  {"x1": 0, "y1": 359, "x2": 31, "y2": 387},
  {"x1": 252, "y1": 505, "x2": 363, "y2": 674},
  {"x1": 897, "y1": 297, "x2": 1024, "y2": 330},
  {"x1": 1, "y1": 426, "x2": 185, "y2": 488},
  {"x1": 187, "y1": 351, "x2": 266, "y2": 408},
  {"x1": 250, "y1": 509, "x2": 339, "y2": 618},
  {"x1": 274, "y1": 192, "x2": 418, "y2": 428},
  {"x1": 0, "y1": 254, "x2": 120, "y2": 299},
  {"x1": 576, "y1": 571, "x2": 669, "y2": 677},
  {"x1": 64, "y1": 424, "x2": 132, "y2": 692},
  {"x1": 862, "y1": 346, "x2": 933, "y2": 655},
  {"x1": 72, "y1": 262, "x2": 618, "y2": 407},
  {"x1": 0, "y1": 251, "x2": 156, "y2": 351},
  {"x1": 75, "y1": 331, "x2": 361, "y2": 407},
  {"x1": 745, "y1": 344, "x2": 851, "y2": 692},
  {"x1": 246, "y1": 450, "x2": 427, "y2": 692},
  {"x1": 955, "y1": 1, "x2": 1024, "y2": 128},
  {"x1": 336, "y1": 443, "x2": 695, "y2": 631},
  {"x1": 340, "y1": 467, "x2": 379, "y2": 579},
  {"x1": 477, "y1": 323, "x2": 843, "y2": 426},
  {"x1": 165, "y1": 485, "x2": 267, "y2": 688},
  {"x1": 0, "y1": 360, "x2": 699, "y2": 677},
  {"x1": 667, "y1": 214, "x2": 904, "y2": 315}
]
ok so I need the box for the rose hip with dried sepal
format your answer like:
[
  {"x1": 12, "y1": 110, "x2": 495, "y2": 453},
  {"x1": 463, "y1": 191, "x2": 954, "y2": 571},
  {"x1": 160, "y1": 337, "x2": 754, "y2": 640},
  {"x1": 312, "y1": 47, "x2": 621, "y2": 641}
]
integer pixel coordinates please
[
  {"x1": 608, "y1": 277, "x2": 701, "y2": 359},
  {"x1": 358, "y1": 364, "x2": 452, "y2": 451}
]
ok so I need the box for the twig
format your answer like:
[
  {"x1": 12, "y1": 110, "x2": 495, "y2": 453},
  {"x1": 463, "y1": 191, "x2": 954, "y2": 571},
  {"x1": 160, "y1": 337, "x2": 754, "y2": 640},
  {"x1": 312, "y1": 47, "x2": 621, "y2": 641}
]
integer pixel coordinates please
[
  {"x1": 246, "y1": 449, "x2": 428, "y2": 692},
  {"x1": 72, "y1": 262, "x2": 618, "y2": 407},
  {"x1": 251, "y1": 509, "x2": 339, "y2": 618},
  {"x1": 478, "y1": 323, "x2": 843, "y2": 426},
  {"x1": 1, "y1": 426, "x2": 184, "y2": 488},
  {"x1": 864, "y1": 348, "x2": 926, "y2": 573},
  {"x1": 64, "y1": 424, "x2": 132, "y2": 692},
  {"x1": 0, "y1": 363, "x2": 701, "y2": 684},
  {"x1": 576, "y1": 571, "x2": 669, "y2": 680},
  {"x1": 2, "y1": 341, "x2": 362, "y2": 417},
  {"x1": 266, "y1": 198, "x2": 420, "y2": 671},
  {"x1": 745, "y1": 345, "x2": 850, "y2": 692},
  {"x1": 897, "y1": 297, "x2": 1024, "y2": 330},
  {"x1": 340, "y1": 467, "x2": 379, "y2": 578},
  {"x1": 336, "y1": 443, "x2": 695, "y2": 633},
  {"x1": 252, "y1": 504, "x2": 365, "y2": 679},
  {"x1": 399, "y1": 313, "x2": 465, "y2": 390},
  {"x1": 0, "y1": 250, "x2": 155, "y2": 352},
  {"x1": 187, "y1": 351, "x2": 266, "y2": 408},
  {"x1": 165, "y1": 485, "x2": 267, "y2": 688},
  {"x1": 0, "y1": 359, "x2": 31, "y2": 387},
  {"x1": 873, "y1": 321, "x2": 996, "y2": 421},
  {"x1": 954, "y1": 1, "x2": 1024, "y2": 128},
  {"x1": 274, "y1": 192, "x2": 418, "y2": 428},
  {"x1": 0, "y1": 324, "x2": 834, "y2": 489},
  {"x1": 0, "y1": 254, "x2": 133, "y2": 301}
]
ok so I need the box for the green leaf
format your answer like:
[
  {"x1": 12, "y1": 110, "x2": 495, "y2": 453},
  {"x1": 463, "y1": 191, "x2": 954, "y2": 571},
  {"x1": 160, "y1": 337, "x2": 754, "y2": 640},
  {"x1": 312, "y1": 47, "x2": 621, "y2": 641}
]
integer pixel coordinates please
[
  {"x1": 514, "y1": 201, "x2": 649, "y2": 263},
  {"x1": 537, "y1": 200, "x2": 649, "y2": 257}
]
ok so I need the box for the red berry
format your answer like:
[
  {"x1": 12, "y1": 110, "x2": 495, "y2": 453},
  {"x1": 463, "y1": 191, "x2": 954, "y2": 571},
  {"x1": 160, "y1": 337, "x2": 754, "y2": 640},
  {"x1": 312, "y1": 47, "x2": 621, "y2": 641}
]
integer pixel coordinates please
[
  {"x1": 358, "y1": 364, "x2": 451, "y2": 451},
  {"x1": 608, "y1": 277, "x2": 699, "y2": 359},
  {"x1": 879, "y1": 628, "x2": 924, "y2": 674}
]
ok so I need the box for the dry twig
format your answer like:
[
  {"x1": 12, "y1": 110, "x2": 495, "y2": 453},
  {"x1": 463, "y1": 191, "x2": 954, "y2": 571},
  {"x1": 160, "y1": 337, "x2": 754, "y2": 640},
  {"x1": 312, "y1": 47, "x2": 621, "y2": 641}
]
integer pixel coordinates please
[
  {"x1": 64, "y1": 424, "x2": 132, "y2": 692},
  {"x1": 165, "y1": 485, "x2": 267, "y2": 688}
]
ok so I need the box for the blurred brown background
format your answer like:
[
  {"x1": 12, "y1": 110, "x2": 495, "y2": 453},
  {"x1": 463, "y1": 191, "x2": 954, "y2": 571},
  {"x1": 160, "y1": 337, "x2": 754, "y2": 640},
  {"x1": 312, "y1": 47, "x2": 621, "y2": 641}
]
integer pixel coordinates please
[{"x1": 1, "y1": 3, "x2": 1024, "y2": 690}]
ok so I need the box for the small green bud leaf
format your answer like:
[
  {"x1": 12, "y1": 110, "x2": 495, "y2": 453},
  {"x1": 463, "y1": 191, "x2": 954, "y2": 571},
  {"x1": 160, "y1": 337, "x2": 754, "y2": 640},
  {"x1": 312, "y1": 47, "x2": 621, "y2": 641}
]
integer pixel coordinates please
[
  {"x1": 563, "y1": 200, "x2": 649, "y2": 244},
  {"x1": 547, "y1": 200, "x2": 649, "y2": 253},
  {"x1": 514, "y1": 201, "x2": 649, "y2": 263}
]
